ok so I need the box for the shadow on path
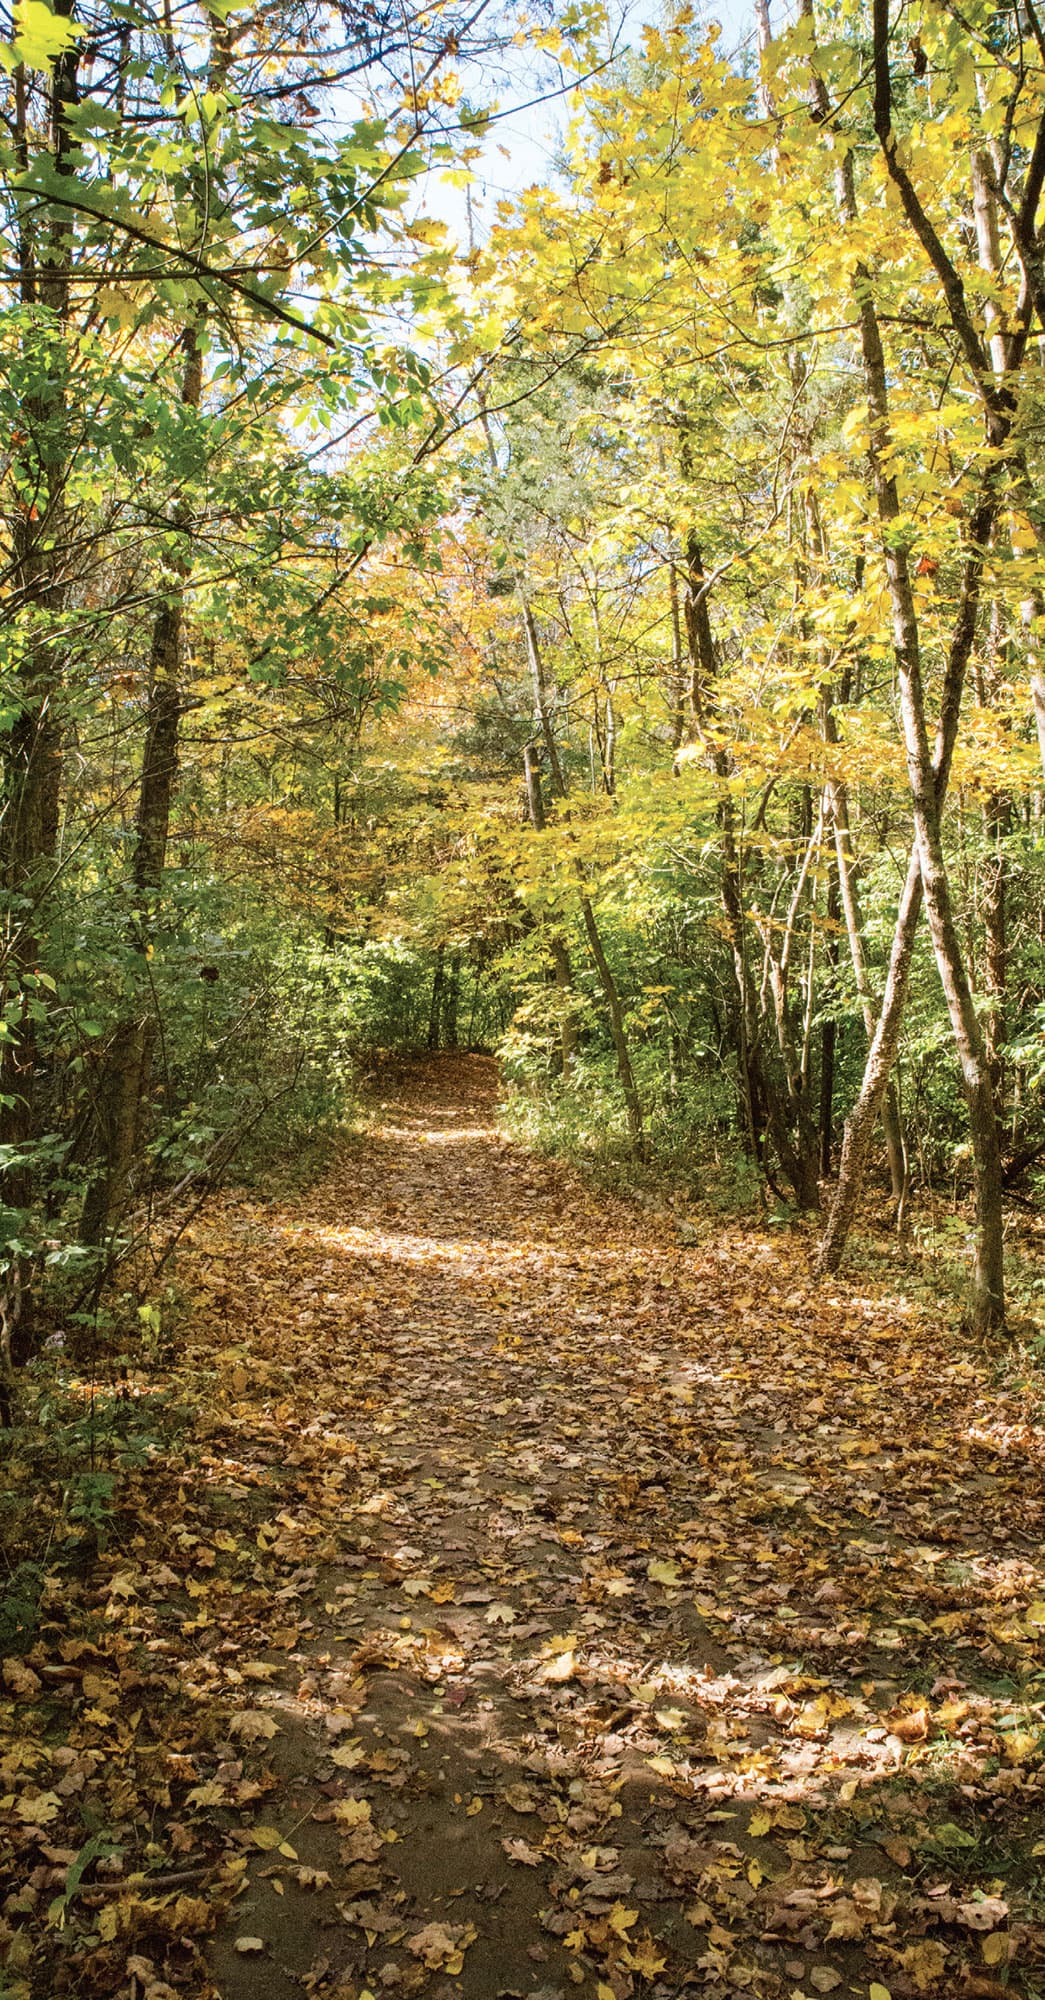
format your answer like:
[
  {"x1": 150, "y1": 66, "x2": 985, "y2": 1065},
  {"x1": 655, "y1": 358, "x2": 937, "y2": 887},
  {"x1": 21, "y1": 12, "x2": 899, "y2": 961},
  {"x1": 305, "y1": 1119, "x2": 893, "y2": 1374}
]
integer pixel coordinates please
[{"x1": 190, "y1": 1056, "x2": 1045, "y2": 2000}]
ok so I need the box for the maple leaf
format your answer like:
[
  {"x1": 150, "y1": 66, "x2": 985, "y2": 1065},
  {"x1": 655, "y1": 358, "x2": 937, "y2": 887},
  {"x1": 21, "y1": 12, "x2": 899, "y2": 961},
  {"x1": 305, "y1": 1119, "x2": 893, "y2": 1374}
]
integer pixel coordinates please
[{"x1": 229, "y1": 1710, "x2": 279, "y2": 1744}]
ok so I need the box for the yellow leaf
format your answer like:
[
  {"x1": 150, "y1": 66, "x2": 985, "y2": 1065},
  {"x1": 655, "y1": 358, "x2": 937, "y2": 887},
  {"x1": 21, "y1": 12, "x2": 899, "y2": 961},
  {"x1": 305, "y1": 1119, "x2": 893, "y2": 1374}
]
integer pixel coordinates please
[
  {"x1": 186, "y1": 1780, "x2": 225, "y2": 1806},
  {"x1": 625, "y1": 1940, "x2": 667, "y2": 1977},
  {"x1": 870, "y1": 1986, "x2": 892, "y2": 2000},
  {"x1": 15, "y1": 1792, "x2": 60, "y2": 1825},
  {"x1": 982, "y1": 1934, "x2": 1011, "y2": 1966},
  {"x1": 229, "y1": 1710, "x2": 279, "y2": 1743},
  {"x1": 541, "y1": 1649, "x2": 577, "y2": 1683},
  {"x1": 334, "y1": 1797, "x2": 372, "y2": 1826},
  {"x1": 647, "y1": 1558, "x2": 681, "y2": 1586},
  {"x1": 608, "y1": 1902, "x2": 639, "y2": 1936}
]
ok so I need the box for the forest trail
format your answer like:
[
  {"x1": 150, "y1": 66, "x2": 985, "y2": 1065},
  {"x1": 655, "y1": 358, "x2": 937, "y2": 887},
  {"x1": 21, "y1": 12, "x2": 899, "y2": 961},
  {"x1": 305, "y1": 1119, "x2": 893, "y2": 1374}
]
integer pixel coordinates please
[
  {"x1": 196, "y1": 1056, "x2": 1044, "y2": 2000},
  {"x1": 15, "y1": 1057, "x2": 1044, "y2": 2000}
]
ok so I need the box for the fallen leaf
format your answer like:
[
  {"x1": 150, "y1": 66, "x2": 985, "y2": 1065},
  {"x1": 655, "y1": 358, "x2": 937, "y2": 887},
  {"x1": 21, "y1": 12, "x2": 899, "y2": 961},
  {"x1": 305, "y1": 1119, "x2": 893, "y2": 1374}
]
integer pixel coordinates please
[{"x1": 647, "y1": 1558, "x2": 681, "y2": 1586}]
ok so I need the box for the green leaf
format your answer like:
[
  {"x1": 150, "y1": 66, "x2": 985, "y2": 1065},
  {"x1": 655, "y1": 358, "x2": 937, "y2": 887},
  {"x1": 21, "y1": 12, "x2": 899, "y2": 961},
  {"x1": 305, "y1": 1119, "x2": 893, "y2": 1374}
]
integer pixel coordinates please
[
  {"x1": 10, "y1": 0, "x2": 84, "y2": 70},
  {"x1": 931, "y1": 1823, "x2": 978, "y2": 1849}
]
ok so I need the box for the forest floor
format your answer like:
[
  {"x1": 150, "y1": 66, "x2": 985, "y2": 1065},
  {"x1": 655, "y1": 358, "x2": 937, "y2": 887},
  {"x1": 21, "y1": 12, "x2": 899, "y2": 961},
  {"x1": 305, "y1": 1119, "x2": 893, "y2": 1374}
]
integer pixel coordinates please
[{"x1": 3, "y1": 1054, "x2": 1045, "y2": 2000}]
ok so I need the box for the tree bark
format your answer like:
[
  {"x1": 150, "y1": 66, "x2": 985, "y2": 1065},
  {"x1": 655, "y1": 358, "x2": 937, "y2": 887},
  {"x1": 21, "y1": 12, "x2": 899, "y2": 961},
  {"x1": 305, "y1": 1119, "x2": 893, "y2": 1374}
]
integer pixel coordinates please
[
  {"x1": 521, "y1": 598, "x2": 567, "y2": 798},
  {"x1": 824, "y1": 748, "x2": 907, "y2": 1206},
  {"x1": 81, "y1": 322, "x2": 204, "y2": 1246},
  {"x1": 863, "y1": 0, "x2": 1005, "y2": 1331},
  {"x1": 427, "y1": 945, "x2": 445, "y2": 1050},
  {"x1": 0, "y1": 15, "x2": 80, "y2": 1367},
  {"x1": 799, "y1": 0, "x2": 1004, "y2": 1322},
  {"x1": 681, "y1": 529, "x2": 815, "y2": 1201}
]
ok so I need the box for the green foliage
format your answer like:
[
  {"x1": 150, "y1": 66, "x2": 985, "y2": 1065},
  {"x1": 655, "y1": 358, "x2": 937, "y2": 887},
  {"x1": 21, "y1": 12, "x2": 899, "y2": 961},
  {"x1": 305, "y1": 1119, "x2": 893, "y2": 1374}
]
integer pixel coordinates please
[{"x1": 0, "y1": 1561, "x2": 45, "y2": 1652}]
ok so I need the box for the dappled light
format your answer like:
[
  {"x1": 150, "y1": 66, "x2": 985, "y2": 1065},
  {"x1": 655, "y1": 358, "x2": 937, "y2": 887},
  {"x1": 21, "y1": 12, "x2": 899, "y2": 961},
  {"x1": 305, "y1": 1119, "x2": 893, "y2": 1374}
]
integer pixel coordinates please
[
  {"x1": 7, "y1": 1058, "x2": 1041, "y2": 2000},
  {"x1": 6, "y1": 0, "x2": 1045, "y2": 1992}
]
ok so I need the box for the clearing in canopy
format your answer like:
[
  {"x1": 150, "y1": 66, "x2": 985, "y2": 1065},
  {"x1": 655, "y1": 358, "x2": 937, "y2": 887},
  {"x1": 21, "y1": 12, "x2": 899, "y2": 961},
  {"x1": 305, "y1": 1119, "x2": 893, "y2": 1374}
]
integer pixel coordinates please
[{"x1": 1, "y1": 0, "x2": 1044, "y2": 1996}]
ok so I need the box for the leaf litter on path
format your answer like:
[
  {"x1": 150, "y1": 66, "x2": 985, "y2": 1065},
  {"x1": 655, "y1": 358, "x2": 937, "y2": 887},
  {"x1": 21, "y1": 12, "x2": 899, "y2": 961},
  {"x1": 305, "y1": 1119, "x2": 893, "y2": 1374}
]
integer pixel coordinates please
[{"x1": 2, "y1": 1054, "x2": 1045, "y2": 2000}]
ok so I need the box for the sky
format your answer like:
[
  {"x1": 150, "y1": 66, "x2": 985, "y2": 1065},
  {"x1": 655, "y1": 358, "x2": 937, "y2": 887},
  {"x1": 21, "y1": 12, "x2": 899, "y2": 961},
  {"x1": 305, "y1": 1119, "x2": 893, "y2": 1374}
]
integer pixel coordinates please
[{"x1": 423, "y1": 0, "x2": 768, "y2": 245}]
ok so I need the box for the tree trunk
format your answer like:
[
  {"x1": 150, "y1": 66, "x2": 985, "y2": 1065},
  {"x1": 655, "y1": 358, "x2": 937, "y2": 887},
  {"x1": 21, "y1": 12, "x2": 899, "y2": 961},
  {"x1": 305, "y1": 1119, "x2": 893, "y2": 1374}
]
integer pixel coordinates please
[
  {"x1": 524, "y1": 743, "x2": 577, "y2": 1072},
  {"x1": 427, "y1": 945, "x2": 445, "y2": 1050},
  {"x1": 825, "y1": 758, "x2": 907, "y2": 1206},
  {"x1": 574, "y1": 882, "x2": 645, "y2": 1154},
  {"x1": 805, "y1": 0, "x2": 1004, "y2": 1323},
  {"x1": 860, "y1": 44, "x2": 1004, "y2": 1331},
  {"x1": 442, "y1": 953, "x2": 462, "y2": 1046},
  {"x1": 524, "y1": 742, "x2": 641, "y2": 1144},
  {"x1": 819, "y1": 854, "x2": 839, "y2": 1181},
  {"x1": 982, "y1": 791, "x2": 1008, "y2": 1112},
  {"x1": 0, "y1": 21, "x2": 79, "y2": 1369},
  {"x1": 681, "y1": 527, "x2": 814, "y2": 1202},
  {"x1": 80, "y1": 320, "x2": 204, "y2": 1244},
  {"x1": 668, "y1": 559, "x2": 686, "y2": 765},
  {"x1": 521, "y1": 598, "x2": 566, "y2": 798}
]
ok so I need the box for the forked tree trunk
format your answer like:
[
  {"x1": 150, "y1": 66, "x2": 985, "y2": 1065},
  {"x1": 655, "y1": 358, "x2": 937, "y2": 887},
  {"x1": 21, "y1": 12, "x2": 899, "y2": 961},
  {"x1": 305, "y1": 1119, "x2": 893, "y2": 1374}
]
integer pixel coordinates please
[
  {"x1": 864, "y1": 5, "x2": 1005, "y2": 1331},
  {"x1": 805, "y1": 0, "x2": 1004, "y2": 1322}
]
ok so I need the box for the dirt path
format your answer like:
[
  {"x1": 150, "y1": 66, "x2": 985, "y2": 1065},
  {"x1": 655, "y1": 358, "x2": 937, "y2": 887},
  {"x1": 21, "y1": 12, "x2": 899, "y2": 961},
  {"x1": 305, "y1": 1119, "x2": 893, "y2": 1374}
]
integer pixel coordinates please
[{"x1": 11, "y1": 1056, "x2": 1045, "y2": 2000}]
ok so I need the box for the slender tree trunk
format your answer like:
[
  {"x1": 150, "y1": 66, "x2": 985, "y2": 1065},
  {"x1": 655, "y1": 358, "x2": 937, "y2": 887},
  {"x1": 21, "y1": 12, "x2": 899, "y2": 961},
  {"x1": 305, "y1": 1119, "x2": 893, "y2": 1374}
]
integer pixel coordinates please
[
  {"x1": 573, "y1": 884, "x2": 645, "y2": 1153},
  {"x1": 982, "y1": 791, "x2": 1008, "y2": 1111},
  {"x1": 819, "y1": 855, "x2": 839, "y2": 1181},
  {"x1": 0, "y1": 22, "x2": 79, "y2": 1372},
  {"x1": 523, "y1": 744, "x2": 577, "y2": 1071},
  {"x1": 861, "y1": 26, "x2": 1004, "y2": 1331},
  {"x1": 825, "y1": 759, "x2": 907, "y2": 1206},
  {"x1": 832, "y1": 310, "x2": 1003, "y2": 1322},
  {"x1": 682, "y1": 528, "x2": 813, "y2": 1200},
  {"x1": 81, "y1": 321, "x2": 204, "y2": 1244},
  {"x1": 427, "y1": 945, "x2": 445, "y2": 1050},
  {"x1": 521, "y1": 598, "x2": 567, "y2": 798},
  {"x1": 804, "y1": 1, "x2": 1004, "y2": 1323},
  {"x1": 668, "y1": 559, "x2": 686, "y2": 765},
  {"x1": 442, "y1": 953, "x2": 462, "y2": 1046}
]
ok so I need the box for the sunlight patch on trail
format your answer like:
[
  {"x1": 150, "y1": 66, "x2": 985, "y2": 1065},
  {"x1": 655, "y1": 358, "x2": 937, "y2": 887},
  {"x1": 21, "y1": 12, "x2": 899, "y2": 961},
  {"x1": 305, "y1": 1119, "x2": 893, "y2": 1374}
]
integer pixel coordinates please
[{"x1": 285, "y1": 1219, "x2": 647, "y2": 1278}]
